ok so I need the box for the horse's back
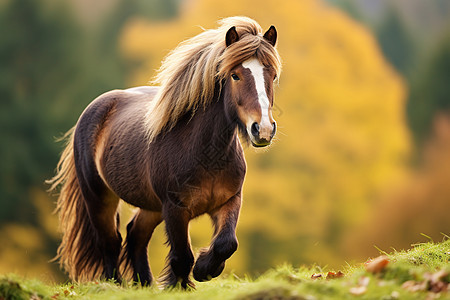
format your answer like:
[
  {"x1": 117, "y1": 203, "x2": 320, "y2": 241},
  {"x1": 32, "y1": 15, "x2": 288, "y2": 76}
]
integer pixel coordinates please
[
  {"x1": 123, "y1": 86, "x2": 158, "y2": 95},
  {"x1": 75, "y1": 86, "x2": 162, "y2": 211},
  {"x1": 77, "y1": 86, "x2": 158, "y2": 129},
  {"x1": 75, "y1": 86, "x2": 158, "y2": 153}
]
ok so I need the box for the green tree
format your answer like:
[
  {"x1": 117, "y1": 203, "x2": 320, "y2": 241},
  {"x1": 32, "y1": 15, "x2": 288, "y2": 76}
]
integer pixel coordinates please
[
  {"x1": 326, "y1": 0, "x2": 363, "y2": 22},
  {"x1": 0, "y1": 0, "x2": 85, "y2": 224},
  {"x1": 0, "y1": 0, "x2": 182, "y2": 278},
  {"x1": 376, "y1": 6, "x2": 416, "y2": 77},
  {"x1": 407, "y1": 30, "x2": 450, "y2": 146}
]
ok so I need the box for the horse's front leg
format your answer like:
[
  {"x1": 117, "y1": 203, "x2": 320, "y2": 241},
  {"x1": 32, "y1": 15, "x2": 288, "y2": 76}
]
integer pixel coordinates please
[
  {"x1": 193, "y1": 194, "x2": 241, "y2": 282},
  {"x1": 160, "y1": 199, "x2": 195, "y2": 289}
]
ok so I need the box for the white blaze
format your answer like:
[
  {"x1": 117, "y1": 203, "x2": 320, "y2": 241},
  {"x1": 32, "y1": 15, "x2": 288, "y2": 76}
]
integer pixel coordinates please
[{"x1": 242, "y1": 58, "x2": 272, "y2": 129}]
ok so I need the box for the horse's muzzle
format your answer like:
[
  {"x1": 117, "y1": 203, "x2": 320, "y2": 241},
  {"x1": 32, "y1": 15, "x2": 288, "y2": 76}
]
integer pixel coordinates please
[{"x1": 249, "y1": 121, "x2": 276, "y2": 147}]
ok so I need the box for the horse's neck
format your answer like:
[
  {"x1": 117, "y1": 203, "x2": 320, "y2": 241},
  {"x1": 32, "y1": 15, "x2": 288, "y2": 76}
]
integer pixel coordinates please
[{"x1": 195, "y1": 95, "x2": 238, "y2": 152}]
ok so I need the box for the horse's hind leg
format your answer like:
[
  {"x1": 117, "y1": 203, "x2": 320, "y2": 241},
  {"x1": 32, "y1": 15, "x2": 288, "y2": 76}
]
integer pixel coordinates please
[
  {"x1": 74, "y1": 143, "x2": 122, "y2": 281},
  {"x1": 86, "y1": 190, "x2": 122, "y2": 280},
  {"x1": 78, "y1": 175, "x2": 123, "y2": 280},
  {"x1": 193, "y1": 194, "x2": 241, "y2": 282},
  {"x1": 121, "y1": 209, "x2": 162, "y2": 285}
]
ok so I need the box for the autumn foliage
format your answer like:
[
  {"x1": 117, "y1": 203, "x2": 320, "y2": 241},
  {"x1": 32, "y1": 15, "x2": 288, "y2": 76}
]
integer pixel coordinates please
[{"x1": 1, "y1": 0, "x2": 449, "y2": 280}]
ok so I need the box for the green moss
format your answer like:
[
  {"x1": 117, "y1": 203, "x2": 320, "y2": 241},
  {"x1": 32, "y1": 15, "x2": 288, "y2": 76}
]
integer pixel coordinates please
[
  {"x1": 0, "y1": 276, "x2": 49, "y2": 300},
  {"x1": 1, "y1": 239, "x2": 449, "y2": 300}
]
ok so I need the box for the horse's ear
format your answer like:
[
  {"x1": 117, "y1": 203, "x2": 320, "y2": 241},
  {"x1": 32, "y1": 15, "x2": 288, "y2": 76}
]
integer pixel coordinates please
[
  {"x1": 263, "y1": 25, "x2": 277, "y2": 47},
  {"x1": 226, "y1": 26, "x2": 239, "y2": 47}
]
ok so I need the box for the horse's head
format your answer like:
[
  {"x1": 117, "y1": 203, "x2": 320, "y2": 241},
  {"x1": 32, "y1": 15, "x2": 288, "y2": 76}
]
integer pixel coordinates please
[{"x1": 224, "y1": 25, "x2": 279, "y2": 147}]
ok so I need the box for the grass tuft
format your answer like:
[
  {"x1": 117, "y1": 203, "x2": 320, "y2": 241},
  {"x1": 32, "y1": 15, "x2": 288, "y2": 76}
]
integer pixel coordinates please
[{"x1": 0, "y1": 238, "x2": 449, "y2": 299}]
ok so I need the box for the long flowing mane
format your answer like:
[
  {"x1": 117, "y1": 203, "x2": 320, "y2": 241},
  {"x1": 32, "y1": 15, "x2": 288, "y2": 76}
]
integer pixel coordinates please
[{"x1": 144, "y1": 16, "x2": 282, "y2": 142}]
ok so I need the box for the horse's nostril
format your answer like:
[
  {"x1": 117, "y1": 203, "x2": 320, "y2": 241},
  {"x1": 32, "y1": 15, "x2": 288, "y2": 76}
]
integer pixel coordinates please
[
  {"x1": 251, "y1": 122, "x2": 260, "y2": 137},
  {"x1": 271, "y1": 122, "x2": 277, "y2": 137}
]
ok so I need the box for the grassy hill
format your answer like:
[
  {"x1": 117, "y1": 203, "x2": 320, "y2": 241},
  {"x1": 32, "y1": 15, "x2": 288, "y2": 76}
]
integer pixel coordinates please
[{"x1": 1, "y1": 238, "x2": 449, "y2": 299}]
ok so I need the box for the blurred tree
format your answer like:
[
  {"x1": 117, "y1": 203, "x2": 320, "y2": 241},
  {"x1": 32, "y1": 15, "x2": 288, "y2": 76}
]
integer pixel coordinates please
[
  {"x1": 0, "y1": 0, "x2": 83, "y2": 224},
  {"x1": 0, "y1": 0, "x2": 183, "y2": 279},
  {"x1": 91, "y1": 0, "x2": 182, "y2": 88},
  {"x1": 131, "y1": 0, "x2": 180, "y2": 20},
  {"x1": 376, "y1": 6, "x2": 416, "y2": 77},
  {"x1": 323, "y1": 0, "x2": 450, "y2": 151},
  {"x1": 407, "y1": 30, "x2": 450, "y2": 147},
  {"x1": 346, "y1": 113, "x2": 450, "y2": 255},
  {"x1": 0, "y1": 0, "x2": 88, "y2": 279},
  {"x1": 0, "y1": 0, "x2": 183, "y2": 225},
  {"x1": 326, "y1": 0, "x2": 363, "y2": 21}
]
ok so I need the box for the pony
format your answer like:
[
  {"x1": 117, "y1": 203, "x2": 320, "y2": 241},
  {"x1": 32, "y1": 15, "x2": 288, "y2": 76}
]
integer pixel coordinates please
[{"x1": 47, "y1": 16, "x2": 281, "y2": 288}]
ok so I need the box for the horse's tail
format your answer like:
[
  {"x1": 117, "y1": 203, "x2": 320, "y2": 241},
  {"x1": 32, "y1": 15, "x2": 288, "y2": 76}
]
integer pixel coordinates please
[{"x1": 47, "y1": 127, "x2": 103, "y2": 281}]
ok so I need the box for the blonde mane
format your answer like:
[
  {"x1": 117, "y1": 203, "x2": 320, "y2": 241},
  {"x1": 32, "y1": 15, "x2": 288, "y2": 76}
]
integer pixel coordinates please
[{"x1": 144, "y1": 16, "x2": 282, "y2": 142}]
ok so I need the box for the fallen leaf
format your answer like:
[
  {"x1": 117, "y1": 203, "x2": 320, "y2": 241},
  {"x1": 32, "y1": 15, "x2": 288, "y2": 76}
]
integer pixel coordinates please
[
  {"x1": 390, "y1": 291, "x2": 400, "y2": 299},
  {"x1": 426, "y1": 292, "x2": 441, "y2": 300},
  {"x1": 402, "y1": 280, "x2": 427, "y2": 292},
  {"x1": 359, "y1": 276, "x2": 370, "y2": 287},
  {"x1": 430, "y1": 270, "x2": 449, "y2": 283},
  {"x1": 349, "y1": 276, "x2": 370, "y2": 296},
  {"x1": 402, "y1": 269, "x2": 449, "y2": 294},
  {"x1": 424, "y1": 270, "x2": 450, "y2": 293},
  {"x1": 377, "y1": 280, "x2": 388, "y2": 287},
  {"x1": 365, "y1": 255, "x2": 389, "y2": 273},
  {"x1": 349, "y1": 285, "x2": 367, "y2": 296},
  {"x1": 326, "y1": 271, "x2": 344, "y2": 279},
  {"x1": 430, "y1": 281, "x2": 448, "y2": 293}
]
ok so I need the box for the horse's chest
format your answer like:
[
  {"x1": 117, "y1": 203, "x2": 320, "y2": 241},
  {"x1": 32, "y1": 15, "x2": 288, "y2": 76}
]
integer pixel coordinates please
[{"x1": 183, "y1": 171, "x2": 241, "y2": 217}]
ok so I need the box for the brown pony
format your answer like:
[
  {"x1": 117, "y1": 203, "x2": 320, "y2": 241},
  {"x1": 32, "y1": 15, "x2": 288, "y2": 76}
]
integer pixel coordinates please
[{"x1": 47, "y1": 16, "x2": 281, "y2": 288}]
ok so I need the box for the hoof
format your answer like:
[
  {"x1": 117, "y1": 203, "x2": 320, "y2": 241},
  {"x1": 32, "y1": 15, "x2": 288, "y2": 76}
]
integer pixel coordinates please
[
  {"x1": 160, "y1": 269, "x2": 195, "y2": 290},
  {"x1": 193, "y1": 253, "x2": 225, "y2": 282}
]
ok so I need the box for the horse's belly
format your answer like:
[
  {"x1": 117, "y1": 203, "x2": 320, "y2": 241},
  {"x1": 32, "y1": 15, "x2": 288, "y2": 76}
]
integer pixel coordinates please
[
  {"x1": 102, "y1": 158, "x2": 162, "y2": 211},
  {"x1": 120, "y1": 190, "x2": 162, "y2": 211}
]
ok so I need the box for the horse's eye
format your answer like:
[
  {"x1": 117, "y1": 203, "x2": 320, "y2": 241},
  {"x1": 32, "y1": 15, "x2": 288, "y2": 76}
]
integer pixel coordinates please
[
  {"x1": 231, "y1": 74, "x2": 240, "y2": 81},
  {"x1": 273, "y1": 74, "x2": 278, "y2": 82}
]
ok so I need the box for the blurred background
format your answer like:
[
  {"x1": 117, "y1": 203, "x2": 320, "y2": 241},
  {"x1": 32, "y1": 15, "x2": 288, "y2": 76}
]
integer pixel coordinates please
[{"x1": 1, "y1": 0, "x2": 449, "y2": 282}]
